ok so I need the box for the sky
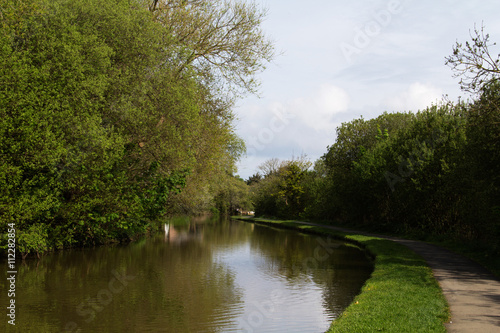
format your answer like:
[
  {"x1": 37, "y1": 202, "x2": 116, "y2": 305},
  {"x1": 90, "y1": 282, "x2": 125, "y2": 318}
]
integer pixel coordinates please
[{"x1": 234, "y1": 0, "x2": 500, "y2": 180}]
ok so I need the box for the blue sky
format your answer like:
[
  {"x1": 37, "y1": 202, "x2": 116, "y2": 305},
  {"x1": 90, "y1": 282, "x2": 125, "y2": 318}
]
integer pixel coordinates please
[{"x1": 234, "y1": 0, "x2": 500, "y2": 179}]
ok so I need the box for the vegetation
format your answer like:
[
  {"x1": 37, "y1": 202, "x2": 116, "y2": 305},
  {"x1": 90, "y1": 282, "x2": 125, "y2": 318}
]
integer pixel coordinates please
[
  {"x1": 250, "y1": 25, "x2": 500, "y2": 267},
  {"x1": 250, "y1": 156, "x2": 312, "y2": 219},
  {"x1": 234, "y1": 217, "x2": 449, "y2": 332},
  {"x1": 0, "y1": 0, "x2": 273, "y2": 256}
]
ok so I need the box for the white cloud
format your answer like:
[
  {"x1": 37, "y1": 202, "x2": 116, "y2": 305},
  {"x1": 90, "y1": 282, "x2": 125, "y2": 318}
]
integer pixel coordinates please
[
  {"x1": 293, "y1": 84, "x2": 350, "y2": 131},
  {"x1": 316, "y1": 84, "x2": 350, "y2": 114},
  {"x1": 384, "y1": 82, "x2": 443, "y2": 112}
]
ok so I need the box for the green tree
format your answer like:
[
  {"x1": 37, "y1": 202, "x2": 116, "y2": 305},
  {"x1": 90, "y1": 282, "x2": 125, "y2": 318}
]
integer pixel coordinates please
[
  {"x1": 445, "y1": 24, "x2": 500, "y2": 249},
  {"x1": 276, "y1": 162, "x2": 308, "y2": 218},
  {"x1": 459, "y1": 81, "x2": 500, "y2": 248},
  {"x1": 246, "y1": 173, "x2": 263, "y2": 186},
  {"x1": 321, "y1": 112, "x2": 413, "y2": 223},
  {"x1": 213, "y1": 175, "x2": 253, "y2": 215},
  {"x1": 252, "y1": 157, "x2": 311, "y2": 219}
]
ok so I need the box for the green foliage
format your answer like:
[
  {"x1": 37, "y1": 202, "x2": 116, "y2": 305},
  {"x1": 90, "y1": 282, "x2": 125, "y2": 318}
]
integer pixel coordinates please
[
  {"x1": 213, "y1": 175, "x2": 254, "y2": 215},
  {"x1": 16, "y1": 224, "x2": 49, "y2": 258},
  {"x1": 244, "y1": 25, "x2": 500, "y2": 261},
  {"x1": 0, "y1": 0, "x2": 270, "y2": 256},
  {"x1": 458, "y1": 80, "x2": 500, "y2": 248},
  {"x1": 252, "y1": 158, "x2": 312, "y2": 219},
  {"x1": 299, "y1": 164, "x2": 333, "y2": 220},
  {"x1": 276, "y1": 163, "x2": 307, "y2": 218},
  {"x1": 252, "y1": 171, "x2": 281, "y2": 217},
  {"x1": 323, "y1": 112, "x2": 412, "y2": 173},
  {"x1": 312, "y1": 95, "x2": 498, "y2": 255},
  {"x1": 139, "y1": 169, "x2": 190, "y2": 221},
  {"x1": 254, "y1": 81, "x2": 498, "y2": 257}
]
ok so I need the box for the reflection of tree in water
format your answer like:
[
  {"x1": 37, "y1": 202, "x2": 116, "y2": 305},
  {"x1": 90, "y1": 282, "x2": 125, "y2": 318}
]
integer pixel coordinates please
[
  {"x1": 2, "y1": 217, "x2": 248, "y2": 333},
  {"x1": 143, "y1": 245, "x2": 243, "y2": 333},
  {"x1": 114, "y1": 218, "x2": 248, "y2": 332},
  {"x1": 248, "y1": 224, "x2": 373, "y2": 316}
]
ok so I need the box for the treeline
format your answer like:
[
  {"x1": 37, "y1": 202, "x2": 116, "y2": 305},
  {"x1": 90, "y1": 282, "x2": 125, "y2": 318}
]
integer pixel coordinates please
[
  {"x1": 0, "y1": 0, "x2": 272, "y2": 256},
  {"x1": 251, "y1": 27, "x2": 499, "y2": 254}
]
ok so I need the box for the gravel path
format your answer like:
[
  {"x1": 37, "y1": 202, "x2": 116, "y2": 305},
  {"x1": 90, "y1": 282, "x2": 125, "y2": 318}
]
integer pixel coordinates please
[{"x1": 289, "y1": 221, "x2": 500, "y2": 332}]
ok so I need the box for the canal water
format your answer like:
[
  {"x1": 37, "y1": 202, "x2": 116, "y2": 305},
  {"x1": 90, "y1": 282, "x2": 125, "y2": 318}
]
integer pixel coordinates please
[{"x1": 1, "y1": 217, "x2": 373, "y2": 333}]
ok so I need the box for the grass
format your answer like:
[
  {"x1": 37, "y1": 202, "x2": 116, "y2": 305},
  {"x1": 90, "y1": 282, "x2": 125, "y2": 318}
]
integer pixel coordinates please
[{"x1": 232, "y1": 216, "x2": 449, "y2": 333}]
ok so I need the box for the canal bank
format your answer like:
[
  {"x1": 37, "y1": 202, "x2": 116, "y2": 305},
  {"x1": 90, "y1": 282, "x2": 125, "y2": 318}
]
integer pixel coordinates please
[{"x1": 234, "y1": 216, "x2": 450, "y2": 332}]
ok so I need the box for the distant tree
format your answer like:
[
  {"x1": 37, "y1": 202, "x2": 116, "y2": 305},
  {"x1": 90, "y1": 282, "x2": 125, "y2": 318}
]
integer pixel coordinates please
[
  {"x1": 276, "y1": 162, "x2": 307, "y2": 218},
  {"x1": 312, "y1": 159, "x2": 328, "y2": 178},
  {"x1": 246, "y1": 173, "x2": 262, "y2": 185},
  {"x1": 252, "y1": 157, "x2": 312, "y2": 218},
  {"x1": 258, "y1": 158, "x2": 284, "y2": 177},
  {"x1": 213, "y1": 175, "x2": 253, "y2": 215}
]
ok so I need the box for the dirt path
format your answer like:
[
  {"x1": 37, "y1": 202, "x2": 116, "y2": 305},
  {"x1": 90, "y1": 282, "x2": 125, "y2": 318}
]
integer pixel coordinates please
[{"x1": 290, "y1": 221, "x2": 500, "y2": 332}]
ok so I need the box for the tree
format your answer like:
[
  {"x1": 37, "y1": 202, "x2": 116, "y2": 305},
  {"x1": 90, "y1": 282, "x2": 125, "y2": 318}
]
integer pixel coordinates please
[
  {"x1": 445, "y1": 23, "x2": 500, "y2": 94},
  {"x1": 246, "y1": 173, "x2": 262, "y2": 185},
  {"x1": 213, "y1": 175, "x2": 253, "y2": 215},
  {"x1": 276, "y1": 162, "x2": 308, "y2": 218},
  {"x1": 323, "y1": 112, "x2": 413, "y2": 174},
  {"x1": 445, "y1": 24, "x2": 500, "y2": 248},
  {"x1": 146, "y1": 0, "x2": 273, "y2": 215},
  {"x1": 149, "y1": 0, "x2": 275, "y2": 98},
  {"x1": 0, "y1": 0, "x2": 195, "y2": 249},
  {"x1": 252, "y1": 157, "x2": 311, "y2": 218},
  {"x1": 258, "y1": 157, "x2": 284, "y2": 177},
  {"x1": 461, "y1": 81, "x2": 500, "y2": 248}
]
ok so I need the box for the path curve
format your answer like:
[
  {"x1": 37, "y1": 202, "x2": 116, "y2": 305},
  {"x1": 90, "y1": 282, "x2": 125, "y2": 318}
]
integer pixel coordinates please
[{"x1": 290, "y1": 221, "x2": 500, "y2": 333}]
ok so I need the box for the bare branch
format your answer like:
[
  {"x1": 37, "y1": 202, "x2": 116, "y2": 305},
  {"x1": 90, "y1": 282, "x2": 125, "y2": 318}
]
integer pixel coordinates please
[{"x1": 445, "y1": 23, "x2": 500, "y2": 94}]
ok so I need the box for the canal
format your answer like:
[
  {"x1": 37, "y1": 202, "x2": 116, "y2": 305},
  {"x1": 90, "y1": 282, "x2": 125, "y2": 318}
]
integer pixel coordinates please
[{"x1": 1, "y1": 217, "x2": 373, "y2": 332}]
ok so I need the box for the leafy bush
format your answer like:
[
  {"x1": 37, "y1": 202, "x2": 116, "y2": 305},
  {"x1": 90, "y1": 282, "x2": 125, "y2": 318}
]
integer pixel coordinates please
[{"x1": 16, "y1": 224, "x2": 49, "y2": 259}]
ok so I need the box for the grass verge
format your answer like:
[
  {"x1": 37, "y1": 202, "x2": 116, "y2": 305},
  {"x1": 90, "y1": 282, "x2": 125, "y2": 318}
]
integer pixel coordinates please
[{"x1": 232, "y1": 216, "x2": 449, "y2": 333}]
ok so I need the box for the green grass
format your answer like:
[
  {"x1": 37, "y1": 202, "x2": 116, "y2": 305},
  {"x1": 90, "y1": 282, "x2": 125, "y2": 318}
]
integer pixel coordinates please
[{"x1": 232, "y1": 216, "x2": 449, "y2": 332}]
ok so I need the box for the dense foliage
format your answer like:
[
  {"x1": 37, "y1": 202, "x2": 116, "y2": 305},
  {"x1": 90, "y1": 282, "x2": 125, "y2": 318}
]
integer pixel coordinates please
[
  {"x1": 0, "y1": 0, "x2": 273, "y2": 256},
  {"x1": 250, "y1": 157, "x2": 312, "y2": 219}
]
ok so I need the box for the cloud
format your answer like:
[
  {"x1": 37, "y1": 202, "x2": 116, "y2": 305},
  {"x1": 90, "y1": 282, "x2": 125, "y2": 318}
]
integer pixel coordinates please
[
  {"x1": 291, "y1": 84, "x2": 350, "y2": 132},
  {"x1": 236, "y1": 84, "x2": 349, "y2": 178},
  {"x1": 384, "y1": 82, "x2": 443, "y2": 112}
]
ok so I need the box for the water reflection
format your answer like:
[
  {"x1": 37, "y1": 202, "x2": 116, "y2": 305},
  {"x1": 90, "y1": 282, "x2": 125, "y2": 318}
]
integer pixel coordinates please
[{"x1": 0, "y1": 217, "x2": 372, "y2": 333}]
